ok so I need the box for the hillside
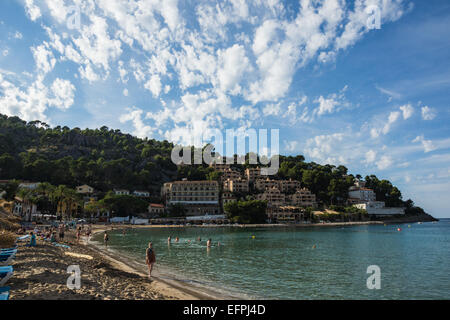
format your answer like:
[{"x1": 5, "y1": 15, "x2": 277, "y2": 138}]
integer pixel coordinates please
[{"x1": 0, "y1": 114, "x2": 435, "y2": 220}]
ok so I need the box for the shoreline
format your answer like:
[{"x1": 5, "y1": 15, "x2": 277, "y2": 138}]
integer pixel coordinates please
[{"x1": 88, "y1": 227, "x2": 236, "y2": 300}]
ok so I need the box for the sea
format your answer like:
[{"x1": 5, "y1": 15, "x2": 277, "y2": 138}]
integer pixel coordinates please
[{"x1": 93, "y1": 219, "x2": 450, "y2": 299}]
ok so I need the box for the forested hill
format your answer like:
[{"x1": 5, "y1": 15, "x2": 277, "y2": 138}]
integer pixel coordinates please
[
  {"x1": 0, "y1": 114, "x2": 427, "y2": 214},
  {"x1": 0, "y1": 114, "x2": 177, "y2": 193}
]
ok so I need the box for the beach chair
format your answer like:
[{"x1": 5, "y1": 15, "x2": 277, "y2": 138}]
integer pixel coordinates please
[
  {"x1": 1, "y1": 246, "x2": 17, "y2": 252},
  {"x1": 0, "y1": 266, "x2": 13, "y2": 287},
  {"x1": 0, "y1": 286, "x2": 10, "y2": 301},
  {"x1": 16, "y1": 235, "x2": 30, "y2": 242},
  {"x1": 0, "y1": 251, "x2": 16, "y2": 267}
]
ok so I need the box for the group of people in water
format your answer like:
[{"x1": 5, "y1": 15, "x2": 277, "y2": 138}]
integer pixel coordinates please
[{"x1": 167, "y1": 235, "x2": 219, "y2": 248}]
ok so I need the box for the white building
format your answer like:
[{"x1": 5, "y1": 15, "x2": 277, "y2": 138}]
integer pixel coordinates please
[
  {"x1": 18, "y1": 182, "x2": 41, "y2": 190},
  {"x1": 354, "y1": 201, "x2": 405, "y2": 216},
  {"x1": 114, "y1": 189, "x2": 130, "y2": 196},
  {"x1": 133, "y1": 190, "x2": 150, "y2": 197},
  {"x1": 348, "y1": 187, "x2": 376, "y2": 203}
]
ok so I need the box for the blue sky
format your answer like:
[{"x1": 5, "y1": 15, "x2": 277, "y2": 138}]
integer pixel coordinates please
[{"x1": 0, "y1": 0, "x2": 449, "y2": 217}]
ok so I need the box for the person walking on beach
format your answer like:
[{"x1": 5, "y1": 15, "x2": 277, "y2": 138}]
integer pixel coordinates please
[
  {"x1": 104, "y1": 231, "x2": 109, "y2": 247},
  {"x1": 146, "y1": 242, "x2": 156, "y2": 280},
  {"x1": 59, "y1": 224, "x2": 65, "y2": 242},
  {"x1": 76, "y1": 227, "x2": 81, "y2": 243}
]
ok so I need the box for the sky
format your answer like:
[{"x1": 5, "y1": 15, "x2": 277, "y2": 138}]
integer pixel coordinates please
[{"x1": 0, "y1": 0, "x2": 449, "y2": 217}]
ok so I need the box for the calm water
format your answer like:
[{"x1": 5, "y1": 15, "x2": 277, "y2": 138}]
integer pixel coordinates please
[{"x1": 94, "y1": 219, "x2": 450, "y2": 299}]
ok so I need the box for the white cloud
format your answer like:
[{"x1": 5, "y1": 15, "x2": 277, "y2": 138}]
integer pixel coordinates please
[
  {"x1": 145, "y1": 74, "x2": 162, "y2": 97},
  {"x1": 217, "y1": 44, "x2": 250, "y2": 94},
  {"x1": 123, "y1": 88, "x2": 129, "y2": 97},
  {"x1": 412, "y1": 135, "x2": 436, "y2": 153},
  {"x1": 400, "y1": 103, "x2": 414, "y2": 119},
  {"x1": 284, "y1": 140, "x2": 299, "y2": 152},
  {"x1": 24, "y1": 0, "x2": 41, "y2": 21},
  {"x1": 421, "y1": 106, "x2": 436, "y2": 120},
  {"x1": 14, "y1": 31, "x2": 23, "y2": 39},
  {"x1": 262, "y1": 103, "x2": 281, "y2": 117},
  {"x1": 49, "y1": 78, "x2": 76, "y2": 110},
  {"x1": 120, "y1": 107, "x2": 153, "y2": 139},
  {"x1": 0, "y1": 72, "x2": 74, "y2": 121},
  {"x1": 377, "y1": 155, "x2": 393, "y2": 170},
  {"x1": 365, "y1": 149, "x2": 377, "y2": 163},
  {"x1": 31, "y1": 44, "x2": 56, "y2": 74}
]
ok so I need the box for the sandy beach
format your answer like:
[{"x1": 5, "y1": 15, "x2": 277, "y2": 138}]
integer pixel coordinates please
[{"x1": 7, "y1": 228, "x2": 206, "y2": 300}]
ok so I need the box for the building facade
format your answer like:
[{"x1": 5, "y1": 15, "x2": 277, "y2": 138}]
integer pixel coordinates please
[
  {"x1": 148, "y1": 203, "x2": 165, "y2": 216},
  {"x1": 288, "y1": 188, "x2": 317, "y2": 207},
  {"x1": 256, "y1": 187, "x2": 286, "y2": 207},
  {"x1": 76, "y1": 185, "x2": 94, "y2": 194},
  {"x1": 162, "y1": 180, "x2": 220, "y2": 216},
  {"x1": 223, "y1": 178, "x2": 249, "y2": 193}
]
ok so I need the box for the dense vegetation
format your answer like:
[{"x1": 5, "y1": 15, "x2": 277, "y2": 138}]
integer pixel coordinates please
[
  {"x1": 0, "y1": 114, "x2": 425, "y2": 215},
  {"x1": 0, "y1": 114, "x2": 177, "y2": 193},
  {"x1": 224, "y1": 200, "x2": 268, "y2": 224}
]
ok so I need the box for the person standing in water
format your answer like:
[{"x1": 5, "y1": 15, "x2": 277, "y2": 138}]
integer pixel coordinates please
[
  {"x1": 146, "y1": 242, "x2": 156, "y2": 280},
  {"x1": 167, "y1": 236, "x2": 172, "y2": 244},
  {"x1": 104, "y1": 231, "x2": 109, "y2": 247},
  {"x1": 206, "y1": 238, "x2": 212, "y2": 248}
]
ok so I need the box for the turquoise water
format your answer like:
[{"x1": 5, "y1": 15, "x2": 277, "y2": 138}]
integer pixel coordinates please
[{"x1": 94, "y1": 220, "x2": 450, "y2": 299}]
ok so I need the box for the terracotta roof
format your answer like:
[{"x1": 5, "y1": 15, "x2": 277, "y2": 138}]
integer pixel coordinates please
[{"x1": 149, "y1": 203, "x2": 164, "y2": 208}]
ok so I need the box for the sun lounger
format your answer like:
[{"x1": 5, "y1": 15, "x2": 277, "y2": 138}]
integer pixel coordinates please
[
  {"x1": 0, "y1": 266, "x2": 13, "y2": 287},
  {"x1": 16, "y1": 235, "x2": 30, "y2": 242},
  {"x1": 1, "y1": 246, "x2": 17, "y2": 252},
  {"x1": 0, "y1": 286, "x2": 10, "y2": 300},
  {"x1": 0, "y1": 252, "x2": 16, "y2": 267},
  {"x1": 53, "y1": 243, "x2": 71, "y2": 249}
]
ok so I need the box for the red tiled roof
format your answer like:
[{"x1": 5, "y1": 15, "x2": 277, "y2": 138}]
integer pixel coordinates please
[{"x1": 149, "y1": 203, "x2": 164, "y2": 208}]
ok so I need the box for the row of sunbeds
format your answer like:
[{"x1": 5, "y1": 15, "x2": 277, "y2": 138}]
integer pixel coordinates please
[{"x1": 0, "y1": 234, "x2": 30, "y2": 300}]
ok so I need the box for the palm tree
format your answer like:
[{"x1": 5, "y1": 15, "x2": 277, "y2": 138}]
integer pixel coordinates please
[{"x1": 52, "y1": 185, "x2": 81, "y2": 221}]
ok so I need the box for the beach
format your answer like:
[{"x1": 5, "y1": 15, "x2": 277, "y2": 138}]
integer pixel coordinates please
[{"x1": 7, "y1": 228, "x2": 206, "y2": 300}]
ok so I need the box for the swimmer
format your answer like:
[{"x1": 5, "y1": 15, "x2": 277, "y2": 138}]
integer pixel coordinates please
[{"x1": 175, "y1": 237, "x2": 179, "y2": 242}]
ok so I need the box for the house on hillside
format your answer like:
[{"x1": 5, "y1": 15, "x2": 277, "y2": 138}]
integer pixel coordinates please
[{"x1": 76, "y1": 184, "x2": 94, "y2": 195}]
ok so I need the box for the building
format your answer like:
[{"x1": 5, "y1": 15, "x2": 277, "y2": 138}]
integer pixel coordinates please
[
  {"x1": 348, "y1": 187, "x2": 376, "y2": 204},
  {"x1": 18, "y1": 182, "x2": 40, "y2": 190},
  {"x1": 209, "y1": 158, "x2": 232, "y2": 171},
  {"x1": 114, "y1": 189, "x2": 130, "y2": 196},
  {"x1": 162, "y1": 180, "x2": 220, "y2": 216},
  {"x1": 148, "y1": 203, "x2": 165, "y2": 216},
  {"x1": 288, "y1": 188, "x2": 317, "y2": 207},
  {"x1": 57, "y1": 200, "x2": 80, "y2": 219},
  {"x1": 13, "y1": 197, "x2": 37, "y2": 221},
  {"x1": 354, "y1": 201, "x2": 405, "y2": 216},
  {"x1": 76, "y1": 184, "x2": 94, "y2": 194},
  {"x1": 223, "y1": 178, "x2": 249, "y2": 193},
  {"x1": 221, "y1": 192, "x2": 237, "y2": 209},
  {"x1": 255, "y1": 178, "x2": 279, "y2": 191},
  {"x1": 354, "y1": 179, "x2": 366, "y2": 188},
  {"x1": 220, "y1": 168, "x2": 242, "y2": 182},
  {"x1": 245, "y1": 167, "x2": 262, "y2": 182},
  {"x1": 256, "y1": 187, "x2": 286, "y2": 207},
  {"x1": 266, "y1": 206, "x2": 305, "y2": 223},
  {"x1": 133, "y1": 190, "x2": 150, "y2": 197},
  {"x1": 278, "y1": 179, "x2": 301, "y2": 193}
]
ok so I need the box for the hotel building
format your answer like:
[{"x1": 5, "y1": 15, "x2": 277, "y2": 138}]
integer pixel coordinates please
[{"x1": 162, "y1": 180, "x2": 220, "y2": 216}]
